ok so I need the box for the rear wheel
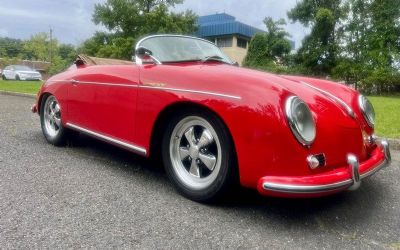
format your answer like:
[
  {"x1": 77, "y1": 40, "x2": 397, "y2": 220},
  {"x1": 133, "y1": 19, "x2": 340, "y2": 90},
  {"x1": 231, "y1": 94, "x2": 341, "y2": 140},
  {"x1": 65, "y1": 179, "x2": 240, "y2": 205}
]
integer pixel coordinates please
[
  {"x1": 40, "y1": 95, "x2": 67, "y2": 146},
  {"x1": 162, "y1": 110, "x2": 237, "y2": 202},
  {"x1": 2, "y1": 75, "x2": 6, "y2": 80},
  {"x1": 15, "y1": 75, "x2": 20, "y2": 81}
]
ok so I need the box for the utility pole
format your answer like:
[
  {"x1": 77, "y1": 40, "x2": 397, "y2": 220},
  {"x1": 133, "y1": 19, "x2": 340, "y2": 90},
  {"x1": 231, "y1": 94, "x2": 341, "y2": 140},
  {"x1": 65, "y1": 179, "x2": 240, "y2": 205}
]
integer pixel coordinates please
[{"x1": 49, "y1": 27, "x2": 53, "y2": 64}]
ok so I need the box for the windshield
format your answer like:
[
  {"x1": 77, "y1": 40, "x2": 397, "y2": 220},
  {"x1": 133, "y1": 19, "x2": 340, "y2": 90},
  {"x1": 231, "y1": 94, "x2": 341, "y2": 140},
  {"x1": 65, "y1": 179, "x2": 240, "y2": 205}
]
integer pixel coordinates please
[
  {"x1": 14, "y1": 66, "x2": 34, "y2": 71},
  {"x1": 137, "y1": 36, "x2": 232, "y2": 64}
]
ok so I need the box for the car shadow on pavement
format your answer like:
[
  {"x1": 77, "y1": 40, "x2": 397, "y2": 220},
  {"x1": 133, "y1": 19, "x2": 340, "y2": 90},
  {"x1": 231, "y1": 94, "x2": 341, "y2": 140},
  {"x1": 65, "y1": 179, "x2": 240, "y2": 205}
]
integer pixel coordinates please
[{"x1": 61, "y1": 132, "x2": 390, "y2": 226}]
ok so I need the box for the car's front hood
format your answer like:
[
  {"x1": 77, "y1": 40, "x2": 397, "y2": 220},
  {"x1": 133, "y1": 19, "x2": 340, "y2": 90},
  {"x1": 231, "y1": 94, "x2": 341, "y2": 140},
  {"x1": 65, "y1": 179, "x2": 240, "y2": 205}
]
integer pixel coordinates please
[{"x1": 161, "y1": 63, "x2": 357, "y2": 120}]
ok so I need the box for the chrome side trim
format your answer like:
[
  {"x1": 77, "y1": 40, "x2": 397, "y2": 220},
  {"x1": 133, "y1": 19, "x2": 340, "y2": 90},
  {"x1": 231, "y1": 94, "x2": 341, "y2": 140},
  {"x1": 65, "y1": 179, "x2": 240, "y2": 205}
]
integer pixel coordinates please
[
  {"x1": 263, "y1": 140, "x2": 391, "y2": 194},
  {"x1": 66, "y1": 123, "x2": 147, "y2": 156},
  {"x1": 139, "y1": 85, "x2": 241, "y2": 100},
  {"x1": 50, "y1": 79, "x2": 241, "y2": 100},
  {"x1": 50, "y1": 79, "x2": 137, "y2": 89},
  {"x1": 73, "y1": 80, "x2": 138, "y2": 88},
  {"x1": 263, "y1": 179, "x2": 353, "y2": 194},
  {"x1": 300, "y1": 81, "x2": 355, "y2": 118},
  {"x1": 49, "y1": 79, "x2": 68, "y2": 83}
]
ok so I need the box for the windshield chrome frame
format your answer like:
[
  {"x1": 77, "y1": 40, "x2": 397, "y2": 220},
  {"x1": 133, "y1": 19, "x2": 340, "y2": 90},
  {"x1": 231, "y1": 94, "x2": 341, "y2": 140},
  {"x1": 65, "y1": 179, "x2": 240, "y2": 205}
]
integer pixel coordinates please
[{"x1": 134, "y1": 34, "x2": 231, "y2": 65}]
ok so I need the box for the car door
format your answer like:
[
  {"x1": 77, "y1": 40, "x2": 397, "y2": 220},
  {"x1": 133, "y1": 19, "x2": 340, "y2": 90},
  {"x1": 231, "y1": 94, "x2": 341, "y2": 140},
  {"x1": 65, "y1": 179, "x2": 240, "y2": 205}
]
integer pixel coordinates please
[
  {"x1": 67, "y1": 65, "x2": 140, "y2": 146},
  {"x1": 9, "y1": 66, "x2": 17, "y2": 79}
]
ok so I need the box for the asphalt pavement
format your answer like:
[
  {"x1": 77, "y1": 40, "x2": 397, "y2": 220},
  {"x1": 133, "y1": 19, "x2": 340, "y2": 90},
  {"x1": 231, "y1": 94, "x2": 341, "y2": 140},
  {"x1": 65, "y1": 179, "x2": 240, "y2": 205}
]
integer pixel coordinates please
[{"x1": 0, "y1": 94, "x2": 399, "y2": 249}]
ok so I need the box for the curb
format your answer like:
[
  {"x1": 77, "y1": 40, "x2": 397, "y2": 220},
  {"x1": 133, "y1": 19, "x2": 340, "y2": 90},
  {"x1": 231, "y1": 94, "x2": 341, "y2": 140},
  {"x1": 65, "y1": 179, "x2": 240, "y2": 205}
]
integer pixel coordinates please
[
  {"x1": 0, "y1": 90, "x2": 36, "y2": 99},
  {"x1": 386, "y1": 138, "x2": 400, "y2": 151}
]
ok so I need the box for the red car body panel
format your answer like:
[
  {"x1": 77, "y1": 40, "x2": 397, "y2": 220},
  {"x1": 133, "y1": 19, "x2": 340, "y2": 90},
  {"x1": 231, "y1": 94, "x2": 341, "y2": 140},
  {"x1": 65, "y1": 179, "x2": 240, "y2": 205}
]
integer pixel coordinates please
[{"x1": 33, "y1": 61, "x2": 390, "y2": 197}]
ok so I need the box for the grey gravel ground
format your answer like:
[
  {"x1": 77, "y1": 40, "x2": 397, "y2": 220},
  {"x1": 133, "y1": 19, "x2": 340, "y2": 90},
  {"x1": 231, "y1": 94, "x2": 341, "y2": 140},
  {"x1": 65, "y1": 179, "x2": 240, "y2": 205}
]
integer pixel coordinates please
[{"x1": 0, "y1": 94, "x2": 399, "y2": 250}]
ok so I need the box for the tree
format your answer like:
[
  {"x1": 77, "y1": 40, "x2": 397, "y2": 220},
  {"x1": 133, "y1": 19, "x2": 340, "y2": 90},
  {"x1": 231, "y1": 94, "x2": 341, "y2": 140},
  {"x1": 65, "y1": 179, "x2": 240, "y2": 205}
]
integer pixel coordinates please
[
  {"x1": 333, "y1": 0, "x2": 369, "y2": 88},
  {"x1": 288, "y1": 0, "x2": 345, "y2": 75},
  {"x1": 58, "y1": 44, "x2": 76, "y2": 62},
  {"x1": 243, "y1": 33, "x2": 270, "y2": 67},
  {"x1": 82, "y1": 0, "x2": 197, "y2": 59},
  {"x1": 78, "y1": 32, "x2": 110, "y2": 56},
  {"x1": 96, "y1": 37, "x2": 135, "y2": 60},
  {"x1": 0, "y1": 37, "x2": 23, "y2": 58},
  {"x1": 23, "y1": 32, "x2": 58, "y2": 61},
  {"x1": 0, "y1": 32, "x2": 77, "y2": 75},
  {"x1": 92, "y1": 0, "x2": 196, "y2": 37},
  {"x1": 264, "y1": 18, "x2": 291, "y2": 59},
  {"x1": 364, "y1": 0, "x2": 400, "y2": 93},
  {"x1": 138, "y1": 0, "x2": 183, "y2": 13},
  {"x1": 332, "y1": 0, "x2": 400, "y2": 93},
  {"x1": 243, "y1": 18, "x2": 291, "y2": 71}
]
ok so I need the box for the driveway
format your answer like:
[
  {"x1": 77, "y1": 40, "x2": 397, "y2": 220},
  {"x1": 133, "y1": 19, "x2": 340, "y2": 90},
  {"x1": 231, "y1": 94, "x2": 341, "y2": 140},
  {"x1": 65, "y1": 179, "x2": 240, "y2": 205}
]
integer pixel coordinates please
[{"x1": 0, "y1": 94, "x2": 399, "y2": 249}]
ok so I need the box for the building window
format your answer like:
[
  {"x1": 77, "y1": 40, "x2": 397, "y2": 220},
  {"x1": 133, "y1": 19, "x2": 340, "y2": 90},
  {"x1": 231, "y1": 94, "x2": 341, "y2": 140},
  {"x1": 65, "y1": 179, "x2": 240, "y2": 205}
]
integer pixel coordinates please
[
  {"x1": 237, "y1": 38, "x2": 247, "y2": 49},
  {"x1": 216, "y1": 37, "x2": 233, "y2": 48},
  {"x1": 205, "y1": 37, "x2": 215, "y2": 43}
]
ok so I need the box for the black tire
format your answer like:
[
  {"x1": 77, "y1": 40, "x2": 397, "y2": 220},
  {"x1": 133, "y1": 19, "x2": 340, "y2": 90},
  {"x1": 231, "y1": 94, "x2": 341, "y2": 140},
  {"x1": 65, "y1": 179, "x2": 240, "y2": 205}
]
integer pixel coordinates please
[
  {"x1": 2, "y1": 75, "x2": 6, "y2": 80},
  {"x1": 162, "y1": 108, "x2": 238, "y2": 202},
  {"x1": 40, "y1": 95, "x2": 68, "y2": 146},
  {"x1": 15, "y1": 75, "x2": 20, "y2": 81}
]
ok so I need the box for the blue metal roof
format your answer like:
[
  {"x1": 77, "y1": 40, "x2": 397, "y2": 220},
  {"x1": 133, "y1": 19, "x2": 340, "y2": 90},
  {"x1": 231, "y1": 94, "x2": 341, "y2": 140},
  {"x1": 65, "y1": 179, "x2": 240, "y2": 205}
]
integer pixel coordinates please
[{"x1": 196, "y1": 13, "x2": 264, "y2": 39}]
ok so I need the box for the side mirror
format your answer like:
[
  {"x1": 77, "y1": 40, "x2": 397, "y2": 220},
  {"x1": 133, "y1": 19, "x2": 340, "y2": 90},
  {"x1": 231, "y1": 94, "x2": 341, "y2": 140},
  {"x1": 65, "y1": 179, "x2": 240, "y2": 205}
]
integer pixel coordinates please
[
  {"x1": 135, "y1": 46, "x2": 153, "y2": 58},
  {"x1": 135, "y1": 46, "x2": 161, "y2": 64}
]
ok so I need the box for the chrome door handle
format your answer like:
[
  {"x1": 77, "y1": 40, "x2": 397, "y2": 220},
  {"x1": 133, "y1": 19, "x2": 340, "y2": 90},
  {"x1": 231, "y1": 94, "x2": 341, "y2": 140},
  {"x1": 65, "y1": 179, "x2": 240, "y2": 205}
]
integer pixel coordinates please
[{"x1": 71, "y1": 79, "x2": 79, "y2": 84}]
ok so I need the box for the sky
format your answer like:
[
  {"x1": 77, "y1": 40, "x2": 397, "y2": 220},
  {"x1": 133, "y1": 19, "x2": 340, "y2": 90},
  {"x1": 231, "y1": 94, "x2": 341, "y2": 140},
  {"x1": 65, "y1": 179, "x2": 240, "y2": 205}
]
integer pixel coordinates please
[{"x1": 0, "y1": 0, "x2": 309, "y2": 48}]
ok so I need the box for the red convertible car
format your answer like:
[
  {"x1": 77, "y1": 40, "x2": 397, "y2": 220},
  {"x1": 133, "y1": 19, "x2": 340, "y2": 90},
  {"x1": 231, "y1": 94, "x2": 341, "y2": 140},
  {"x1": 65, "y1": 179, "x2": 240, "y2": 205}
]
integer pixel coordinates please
[{"x1": 32, "y1": 35, "x2": 391, "y2": 202}]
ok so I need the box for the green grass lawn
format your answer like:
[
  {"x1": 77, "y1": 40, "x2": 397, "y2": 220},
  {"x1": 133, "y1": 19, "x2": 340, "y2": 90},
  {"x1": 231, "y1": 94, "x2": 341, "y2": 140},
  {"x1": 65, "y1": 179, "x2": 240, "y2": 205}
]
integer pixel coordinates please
[
  {"x1": 368, "y1": 95, "x2": 400, "y2": 139},
  {"x1": 0, "y1": 79, "x2": 398, "y2": 138},
  {"x1": 0, "y1": 80, "x2": 42, "y2": 95}
]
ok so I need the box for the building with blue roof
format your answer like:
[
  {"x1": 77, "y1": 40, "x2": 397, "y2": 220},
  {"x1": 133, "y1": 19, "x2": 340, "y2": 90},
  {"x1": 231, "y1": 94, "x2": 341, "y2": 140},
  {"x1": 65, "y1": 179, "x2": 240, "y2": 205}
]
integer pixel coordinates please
[
  {"x1": 196, "y1": 13, "x2": 264, "y2": 65},
  {"x1": 196, "y1": 13, "x2": 295, "y2": 65}
]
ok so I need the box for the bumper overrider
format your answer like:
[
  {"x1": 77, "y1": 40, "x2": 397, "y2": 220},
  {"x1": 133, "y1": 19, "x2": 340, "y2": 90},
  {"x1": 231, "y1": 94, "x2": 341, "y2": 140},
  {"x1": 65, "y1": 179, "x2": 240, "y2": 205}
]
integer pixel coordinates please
[{"x1": 258, "y1": 140, "x2": 391, "y2": 197}]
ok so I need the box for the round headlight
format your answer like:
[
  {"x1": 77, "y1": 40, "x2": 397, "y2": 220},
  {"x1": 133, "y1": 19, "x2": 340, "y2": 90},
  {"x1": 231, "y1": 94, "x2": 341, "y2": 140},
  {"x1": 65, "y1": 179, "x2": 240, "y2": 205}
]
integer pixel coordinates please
[
  {"x1": 285, "y1": 96, "x2": 316, "y2": 146},
  {"x1": 358, "y1": 95, "x2": 375, "y2": 128}
]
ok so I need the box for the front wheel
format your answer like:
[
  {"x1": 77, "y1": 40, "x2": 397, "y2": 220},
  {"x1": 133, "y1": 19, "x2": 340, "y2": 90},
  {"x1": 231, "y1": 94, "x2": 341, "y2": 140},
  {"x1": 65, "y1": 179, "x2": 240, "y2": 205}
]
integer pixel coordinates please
[
  {"x1": 162, "y1": 110, "x2": 237, "y2": 202},
  {"x1": 15, "y1": 75, "x2": 20, "y2": 81},
  {"x1": 40, "y1": 95, "x2": 68, "y2": 146},
  {"x1": 2, "y1": 75, "x2": 7, "y2": 80}
]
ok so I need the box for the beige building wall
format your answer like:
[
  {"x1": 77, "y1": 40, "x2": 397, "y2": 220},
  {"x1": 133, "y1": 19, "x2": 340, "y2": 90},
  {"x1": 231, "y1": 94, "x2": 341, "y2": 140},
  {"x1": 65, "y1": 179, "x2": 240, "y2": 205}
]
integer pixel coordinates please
[{"x1": 219, "y1": 36, "x2": 248, "y2": 66}]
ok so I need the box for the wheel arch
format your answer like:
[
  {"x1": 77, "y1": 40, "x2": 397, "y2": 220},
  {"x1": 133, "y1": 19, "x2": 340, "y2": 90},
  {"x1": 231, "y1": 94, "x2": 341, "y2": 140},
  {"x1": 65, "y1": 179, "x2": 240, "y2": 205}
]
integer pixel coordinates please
[
  {"x1": 37, "y1": 92, "x2": 51, "y2": 115},
  {"x1": 149, "y1": 101, "x2": 238, "y2": 166}
]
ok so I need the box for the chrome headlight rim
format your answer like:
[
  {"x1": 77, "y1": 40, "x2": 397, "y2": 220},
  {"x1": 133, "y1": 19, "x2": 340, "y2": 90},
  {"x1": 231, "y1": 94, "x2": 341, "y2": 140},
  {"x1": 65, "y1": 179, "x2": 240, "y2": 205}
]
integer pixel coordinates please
[
  {"x1": 285, "y1": 96, "x2": 316, "y2": 147},
  {"x1": 358, "y1": 95, "x2": 375, "y2": 128}
]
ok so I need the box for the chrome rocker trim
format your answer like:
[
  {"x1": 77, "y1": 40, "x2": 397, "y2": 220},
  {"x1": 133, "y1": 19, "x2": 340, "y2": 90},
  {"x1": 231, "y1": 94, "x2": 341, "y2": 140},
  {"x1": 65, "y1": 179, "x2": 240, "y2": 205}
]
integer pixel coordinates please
[
  {"x1": 263, "y1": 140, "x2": 391, "y2": 194},
  {"x1": 66, "y1": 123, "x2": 147, "y2": 156}
]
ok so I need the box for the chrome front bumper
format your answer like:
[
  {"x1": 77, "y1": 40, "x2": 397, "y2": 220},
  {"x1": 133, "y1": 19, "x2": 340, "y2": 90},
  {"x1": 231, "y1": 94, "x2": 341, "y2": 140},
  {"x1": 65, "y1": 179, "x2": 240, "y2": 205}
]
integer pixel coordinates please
[{"x1": 262, "y1": 140, "x2": 391, "y2": 194}]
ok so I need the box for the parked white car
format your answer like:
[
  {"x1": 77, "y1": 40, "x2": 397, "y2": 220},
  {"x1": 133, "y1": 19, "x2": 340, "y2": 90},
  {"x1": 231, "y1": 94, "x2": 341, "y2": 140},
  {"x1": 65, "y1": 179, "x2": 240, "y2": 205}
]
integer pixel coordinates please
[{"x1": 2, "y1": 65, "x2": 42, "y2": 81}]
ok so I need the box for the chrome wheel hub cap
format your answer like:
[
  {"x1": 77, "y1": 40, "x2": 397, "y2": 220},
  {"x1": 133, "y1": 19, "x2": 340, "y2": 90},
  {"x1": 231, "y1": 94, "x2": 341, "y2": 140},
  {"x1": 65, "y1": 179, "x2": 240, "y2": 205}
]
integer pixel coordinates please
[
  {"x1": 44, "y1": 96, "x2": 61, "y2": 138},
  {"x1": 170, "y1": 116, "x2": 221, "y2": 190}
]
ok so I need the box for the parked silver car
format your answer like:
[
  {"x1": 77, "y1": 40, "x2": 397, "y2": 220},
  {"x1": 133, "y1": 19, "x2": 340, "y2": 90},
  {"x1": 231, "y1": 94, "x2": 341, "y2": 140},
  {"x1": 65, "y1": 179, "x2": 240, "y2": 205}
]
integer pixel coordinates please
[{"x1": 2, "y1": 65, "x2": 42, "y2": 81}]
